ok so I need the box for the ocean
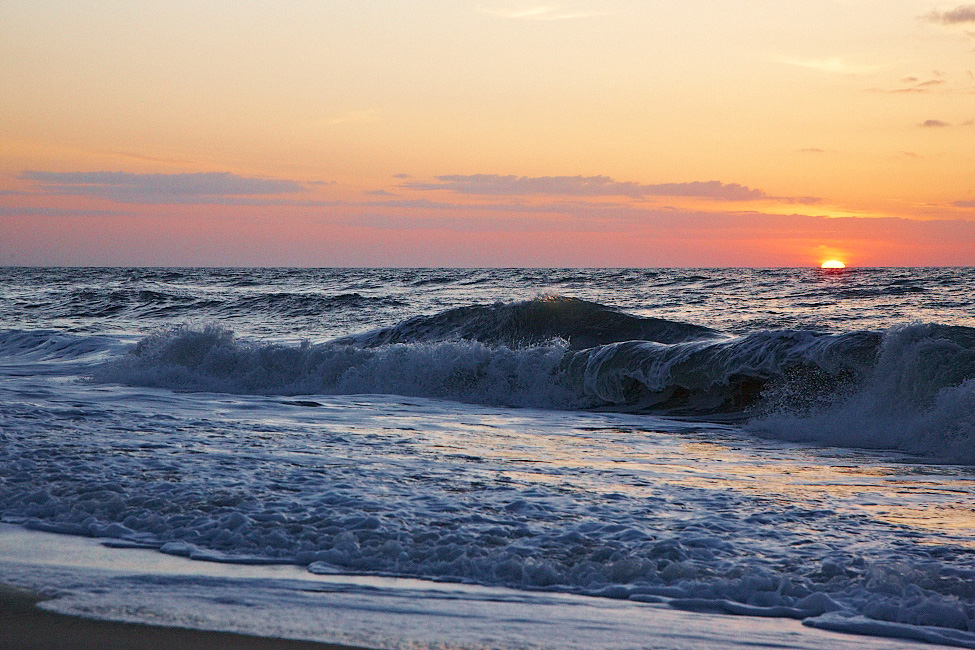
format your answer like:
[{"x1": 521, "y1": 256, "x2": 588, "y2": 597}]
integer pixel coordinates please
[{"x1": 1, "y1": 267, "x2": 974, "y2": 649}]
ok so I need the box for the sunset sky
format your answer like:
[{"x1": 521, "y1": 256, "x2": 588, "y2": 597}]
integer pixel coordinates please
[{"x1": 2, "y1": 1, "x2": 974, "y2": 267}]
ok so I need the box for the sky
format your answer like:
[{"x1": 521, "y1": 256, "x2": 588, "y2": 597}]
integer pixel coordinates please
[{"x1": 2, "y1": 0, "x2": 974, "y2": 267}]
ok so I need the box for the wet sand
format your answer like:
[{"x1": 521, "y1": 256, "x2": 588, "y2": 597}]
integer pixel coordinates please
[{"x1": 0, "y1": 584, "x2": 373, "y2": 650}]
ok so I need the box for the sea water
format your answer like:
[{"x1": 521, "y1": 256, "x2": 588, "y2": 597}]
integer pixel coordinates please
[{"x1": 1, "y1": 267, "x2": 974, "y2": 648}]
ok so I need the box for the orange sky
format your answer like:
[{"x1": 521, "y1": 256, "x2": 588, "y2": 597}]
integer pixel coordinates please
[{"x1": 2, "y1": 1, "x2": 974, "y2": 267}]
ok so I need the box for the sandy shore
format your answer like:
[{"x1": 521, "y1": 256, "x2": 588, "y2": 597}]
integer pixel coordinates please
[
  {"x1": 0, "y1": 584, "x2": 374, "y2": 650},
  {"x1": 0, "y1": 524, "x2": 945, "y2": 650}
]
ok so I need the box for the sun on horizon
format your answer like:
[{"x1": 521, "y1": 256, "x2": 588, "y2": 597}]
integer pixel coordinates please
[{"x1": 821, "y1": 260, "x2": 846, "y2": 269}]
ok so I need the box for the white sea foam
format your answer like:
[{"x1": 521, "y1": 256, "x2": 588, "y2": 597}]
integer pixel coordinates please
[
  {"x1": 3, "y1": 382, "x2": 975, "y2": 644},
  {"x1": 0, "y1": 528, "x2": 932, "y2": 650},
  {"x1": 93, "y1": 325, "x2": 583, "y2": 409},
  {"x1": 93, "y1": 320, "x2": 975, "y2": 463},
  {"x1": 750, "y1": 323, "x2": 975, "y2": 463}
]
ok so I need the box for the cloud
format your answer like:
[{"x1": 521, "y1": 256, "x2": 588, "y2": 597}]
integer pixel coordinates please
[
  {"x1": 955, "y1": 200, "x2": 975, "y2": 207},
  {"x1": 926, "y1": 5, "x2": 975, "y2": 24},
  {"x1": 404, "y1": 174, "x2": 774, "y2": 201},
  {"x1": 797, "y1": 148, "x2": 827, "y2": 154},
  {"x1": 920, "y1": 119, "x2": 951, "y2": 127},
  {"x1": 363, "y1": 197, "x2": 573, "y2": 213},
  {"x1": 892, "y1": 79, "x2": 948, "y2": 93},
  {"x1": 476, "y1": 4, "x2": 608, "y2": 20},
  {"x1": 20, "y1": 171, "x2": 307, "y2": 204},
  {"x1": 0, "y1": 206, "x2": 127, "y2": 217},
  {"x1": 778, "y1": 56, "x2": 886, "y2": 75}
]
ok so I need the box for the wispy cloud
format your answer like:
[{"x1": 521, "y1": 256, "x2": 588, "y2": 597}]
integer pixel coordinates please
[
  {"x1": 955, "y1": 199, "x2": 975, "y2": 207},
  {"x1": 362, "y1": 197, "x2": 593, "y2": 213},
  {"x1": 892, "y1": 78, "x2": 948, "y2": 93},
  {"x1": 476, "y1": 3, "x2": 608, "y2": 20},
  {"x1": 926, "y1": 5, "x2": 975, "y2": 24},
  {"x1": 920, "y1": 119, "x2": 951, "y2": 127},
  {"x1": 778, "y1": 56, "x2": 886, "y2": 75},
  {"x1": 403, "y1": 174, "x2": 819, "y2": 203},
  {"x1": 405, "y1": 174, "x2": 764, "y2": 200},
  {"x1": 21, "y1": 171, "x2": 308, "y2": 204},
  {"x1": 0, "y1": 206, "x2": 125, "y2": 217}
]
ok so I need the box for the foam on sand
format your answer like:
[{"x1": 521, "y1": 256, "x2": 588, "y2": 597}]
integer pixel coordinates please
[{"x1": 0, "y1": 524, "x2": 944, "y2": 650}]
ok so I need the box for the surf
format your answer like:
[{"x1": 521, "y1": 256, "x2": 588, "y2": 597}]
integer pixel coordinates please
[{"x1": 89, "y1": 297, "x2": 975, "y2": 463}]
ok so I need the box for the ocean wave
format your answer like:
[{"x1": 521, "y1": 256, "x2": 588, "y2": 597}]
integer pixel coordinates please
[
  {"x1": 94, "y1": 310, "x2": 883, "y2": 418},
  {"x1": 20, "y1": 285, "x2": 405, "y2": 323},
  {"x1": 334, "y1": 295, "x2": 722, "y2": 350},
  {"x1": 571, "y1": 329, "x2": 881, "y2": 414},
  {"x1": 93, "y1": 326, "x2": 582, "y2": 409},
  {"x1": 749, "y1": 323, "x2": 975, "y2": 463},
  {"x1": 228, "y1": 292, "x2": 406, "y2": 317},
  {"x1": 0, "y1": 329, "x2": 114, "y2": 361},
  {"x1": 91, "y1": 299, "x2": 975, "y2": 462}
]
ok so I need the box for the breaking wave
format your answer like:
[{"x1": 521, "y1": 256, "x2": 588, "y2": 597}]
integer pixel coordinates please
[
  {"x1": 95, "y1": 327, "x2": 578, "y2": 409},
  {"x1": 749, "y1": 323, "x2": 975, "y2": 463},
  {"x1": 91, "y1": 297, "x2": 975, "y2": 463}
]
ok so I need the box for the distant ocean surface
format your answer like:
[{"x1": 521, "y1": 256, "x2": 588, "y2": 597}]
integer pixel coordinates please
[{"x1": 2, "y1": 267, "x2": 975, "y2": 647}]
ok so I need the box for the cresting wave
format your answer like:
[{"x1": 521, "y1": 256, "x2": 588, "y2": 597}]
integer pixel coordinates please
[
  {"x1": 0, "y1": 329, "x2": 119, "y2": 363},
  {"x1": 749, "y1": 323, "x2": 975, "y2": 463},
  {"x1": 96, "y1": 327, "x2": 578, "y2": 409},
  {"x1": 333, "y1": 295, "x2": 721, "y2": 349},
  {"x1": 92, "y1": 296, "x2": 975, "y2": 462}
]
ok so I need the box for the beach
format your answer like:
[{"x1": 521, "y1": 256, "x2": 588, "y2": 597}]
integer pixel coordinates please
[
  {"x1": 0, "y1": 519, "x2": 964, "y2": 650},
  {"x1": 0, "y1": 583, "x2": 368, "y2": 650}
]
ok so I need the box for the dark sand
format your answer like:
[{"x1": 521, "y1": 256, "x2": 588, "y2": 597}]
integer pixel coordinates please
[{"x1": 0, "y1": 584, "x2": 374, "y2": 650}]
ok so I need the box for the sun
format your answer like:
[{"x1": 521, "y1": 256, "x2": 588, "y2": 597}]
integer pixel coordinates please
[{"x1": 820, "y1": 260, "x2": 846, "y2": 269}]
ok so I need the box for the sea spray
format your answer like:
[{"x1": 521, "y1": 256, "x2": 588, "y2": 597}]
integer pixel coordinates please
[
  {"x1": 94, "y1": 324, "x2": 582, "y2": 409},
  {"x1": 749, "y1": 323, "x2": 975, "y2": 463}
]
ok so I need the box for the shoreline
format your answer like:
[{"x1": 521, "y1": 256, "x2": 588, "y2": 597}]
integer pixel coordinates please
[
  {"x1": 0, "y1": 583, "x2": 374, "y2": 650},
  {"x1": 0, "y1": 524, "x2": 952, "y2": 650}
]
